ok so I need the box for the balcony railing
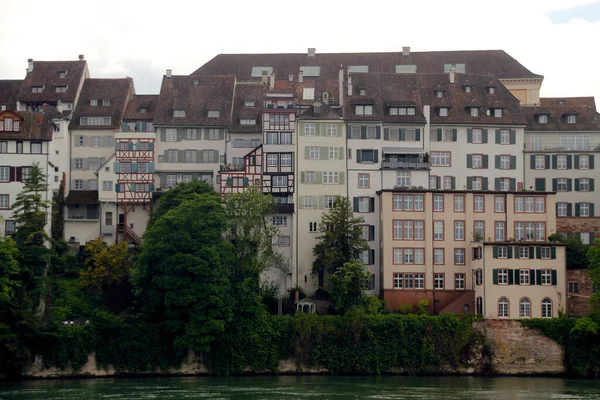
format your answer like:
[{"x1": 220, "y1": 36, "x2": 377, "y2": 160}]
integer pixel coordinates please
[
  {"x1": 524, "y1": 143, "x2": 599, "y2": 152},
  {"x1": 381, "y1": 161, "x2": 430, "y2": 170},
  {"x1": 276, "y1": 203, "x2": 295, "y2": 214}
]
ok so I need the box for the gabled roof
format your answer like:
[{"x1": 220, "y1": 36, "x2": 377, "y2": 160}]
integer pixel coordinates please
[
  {"x1": 154, "y1": 75, "x2": 236, "y2": 126},
  {"x1": 17, "y1": 59, "x2": 87, "y2": 104},
  {"x1": 0, "y1": 80, "x2": 23, "y2": 110},
  {"x1": 192, "y1": 50, "x2": 542, "y2": 81},
  {"x1": 0, "y1": 110, "x2": 55, "y2": 141},
  {"x1": 523, "y1": 97, "x2": 600, "y2": 131},
  {"x1": 123, "y1": 94, "x2": 158, "y2": 121},
  {"x1": 69, "y1": 78, "x2": 134, "y2": 131},
  {"x1": 230, "y1": 83, "x2": 264, "y2": 133},
  {"x1": 298, "y1": 101, "x2": 343, "y2": 120}
]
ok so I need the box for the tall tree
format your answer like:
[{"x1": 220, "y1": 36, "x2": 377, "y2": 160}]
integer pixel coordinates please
[
  {"x1": 51, "y1": 177, "x2": 65, "y2": 241},
  {"x1": 312, "y1": 196, "x2": 368, "y2": 288},
  {"x1": 328, "y1": 259, "x2": 370, "y2": 314},
  {"x1": 148, "y1": 180, "x2": 214, "y2": 229},
  {"x1": 133, "y1": 193, "x2": 233, "y2": 353}
]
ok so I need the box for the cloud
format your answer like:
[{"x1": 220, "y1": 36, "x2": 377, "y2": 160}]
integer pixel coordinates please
[{"x1": 547, "y1": 1, "x2": 600, "y2": 23}]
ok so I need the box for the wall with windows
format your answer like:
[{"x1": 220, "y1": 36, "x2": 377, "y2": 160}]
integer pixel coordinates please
[
  {"x1": 227, "y1": 133, "x2": 262, "y2": 169},
  {"x1": 70, "y1": 129, "x2": 117, "y2": 191},
  {"x1": 476, "y1": 244, "x2": 566, "y2": 319},
  {"x1": 48, "y1": 117, "x2": 72, "y2": 192}
]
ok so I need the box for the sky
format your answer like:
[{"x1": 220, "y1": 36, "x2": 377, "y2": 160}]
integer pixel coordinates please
[{"x1": 0, "y1": 0, "x2": 599, "y2": 101}]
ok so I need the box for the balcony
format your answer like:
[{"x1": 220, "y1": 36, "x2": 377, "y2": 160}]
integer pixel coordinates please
[
  {"x1": 220, "y1": 164, "x2": 244, "y2": 171},
  {"x1": 276, "y1": 203, "x2": 295, "y2": 214},
  {"x1": 381, "y1": 158, "x2": 430, "y2": 170},
  {"x1": 524, "y1": 143, "x2": 599, "y2": 152}
]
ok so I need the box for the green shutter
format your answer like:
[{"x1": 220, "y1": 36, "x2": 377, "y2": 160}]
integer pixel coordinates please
[
  {"x1": 495, "y1": 129, "x2": 501, "y2": 144},
  {"x1": 483, "y1": 178, "x2": 488, "y2": 190},
  {"x1": 591, "y1": 204, "x2": 595, "y2": 217},
  {"x1": 339, "y1": 172, "x2": 345, "y2": 185},
  {"x1": 574, "y1": 155, "x2": 580, "y2": 169},
  {"x1": 320, "y1": 146, "x2": 328, "y2": 160},
  {"x1": 467, "y1": 177, "x2": 473, "y2": 190},
  {"x1": 511, "y1": 156, "x2": 517, "y2": 169},
  {"x1": 493, "y1": 246, "x2": 498, "y2": 258},
  {"x1": 510, "y1": 129, "x2": 516, "y2": 144},
  {"x1": 115, "y1": 183, "x2": 120, "y2": 193},
  {"x1": 298, "y1": 196, "x2": 304, "y2": 209},
  {"x1": 467, "y1": 154, "x2": 473, "y2": 168},
  {"x1": 361, "y1": 126, "x2": 367, "y2": 139},
  {"x1": 304, "y1": 146, "x2": 310, "y2": 159},
  {"x1": 536, "y1": 246, "x2": 541, "y2": 259},
  {"x1": 493, "y1": 269, "x2": 498, "y2": 285},
  {"x1": 510, "y1": 178, "x2": 516, "y2": 192},
  {"x1": 495, "y1": 155, "x2": 500, "y2": 169},
  {"x1": 535, "y1": 178, "x2": 545, "y2": 191},
  {"x1": 243, "y1": 177, "x2": 249, "y2": 187},
  {"x1": 370, "y1": 197, "x2": 375, "y2": 212},
  {"x1": 400, "y1": 129, "x2": 406, "y2": 141},
  {"x1": 299, "y1": 124, "x2": 305, "y2": 136},
  {"x1": 338, "y1": 147, "x2": 344, "y2": 160},
  {"x1": 530, "y1": 269, "x2": 536, "y2": 285},
  {"x1": 452, "y1": 128, "x2": 457, "y2": 142},
  {"x1": 483, "y1": 155, "x2": 489, "y2": 169},
  {"x1": 467, "y1": 128, "x2": 473, "y2": 143},
  {"x1": 437, "y1": 128, "x2": 443, "y2": 142},
  {"x1": 376, "y1": 126, "x2": 381, "y2": 139},
  {"x1": 315, "y1": 172, "x2": 323, "y2": 184},
  {"x1": 353, "y1": 197, "x2": 359, "y2": 212},
  {"x1": 551, "y1": 247, "x2": 557, "y2": 259},
  {"x1": 369, "y1": 225, "x2": 375, "y2": 241},
  {"x1": 552, "y1": 155, "x2": 557, "y2": 169},
  {"x1": 536, "y1": 270, "x2": 542, "y2": 285},
  {"x1": 507, "y1": 246, "x2": 513, "y2": 259},
  {"x1": 590, "y1": 179, "x2": 595, "y2": 192},
  {"x1": 575, "y1": 178, "x2": 580, "y2": 191},
  {"x1": 591, "y1": 155, "x2": 595, "y2": 169},
  {"x1": 530, "y1": 155, "x2": 535, "y2": 169},
  {"x1": 495, "y1": 178, "x2": 501, "y2": 191},
  {"x1": 300, "y1": 172, "x2": 305, "y2": 183},
  {"x1": 545, "y1": 155, "x2": 550, "y2": 169},
  {"x1": 374, "y1": 150, "x2": 379, "y2": 163},
  {"x1": 551, "y1": 270, "x2": 557, "y2": 286},
  {"x1": 567, "y1": 155, "x2": 572, "y2": 169},
  {"x1": 451, "y1": 177, "x2": 456, "y2": 189},
  {"x1": 552, "y1": 179, "x2": 557, "y2": 192},
  {"x1": 575, "y1": 203, "x2": 580, "y2": 216},
  {"x1": 508, "y1": 269, "x2": 514, "y2": 285},
  {"x1": 384, "y1": 128, "x2": 389, "y2": 140},
  {"x1": 567, "y1": 203, "x2": 573, "y2": 217},
  {"x1": 567, "y1": 179, "x2": 572, "y2": 191},
  {"x1": 482, "y1": 129, "x2": 488, "y2": 143}
]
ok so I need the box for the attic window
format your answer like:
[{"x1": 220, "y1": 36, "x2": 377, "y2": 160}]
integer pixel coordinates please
[
  {"x1": 314, "y1": 104, "x2": 322, "y2": 114},
  {"x1": 102, "y1": 99, "x2": 110, "y2": 106},
  {"x1": 300, "y1": 66, "x2": 321, "y2": 77},
  {"x1": 90, "y1": 99, "x2": 98, "y2": 106},
  {"x1": 59, "y1": 71, "x2": 67, "y2": 78},
  {"x1": 208, "y1": 110, "x2": 220, "y2": 118},
  {"x1": 31, "y1": 86, "x2": 43, "y2": 93},
  {"x1": 139, "y1": 108, "x2": 147, "y2": 113},
  {"x1": 538, "y1": 115, "x2": 548, "y2": 124},
  {"x1": 303, "y1": 88, "x2": 315, "y2": 100},
  {"x1": 359, "y1": 89, "x2": 367, "y2": 96},
  {"x1": 348, "y1": 65, "x2": 369, "y2": 73},
  {"x1": 567, "y1": 115, "x2": 576, "y2": 124},
  {"x1": 240, "y1": 119, "x2": 256, "y2": 125},
  {"x1": 395, "y1": 65, "x2": 417, "y2": 74},
  {"x1": 470, "y1": 108, "x2": 479, "y2": 117},
  {"x1": 464, "y1": 86, "x2": 472, "y2": 93},
  {"x1": 389, "y1": 107, "x2": 416, "y2": 116},
  {"x1": 2, "y1": 118, "x2": 19, "y2": 131},
  {"x1": 251, "y1": 66, "x2": 273, "y2": 78},
  {"x1": 491, "y1": 109, "x2": 503, "y2": 118},
  {"x1": 444, "y1": 64, "x2": 466, "y2": 73},
  {"x1": 355, "y1": 105, "x2": 373, "y2": 115},
  {"x1": 55, "y1": 86, "x2": 67, "y2": 93},
  {"x1": 173, "y1": 110, "x2": 186, "y2": 118},
  {"x1": 244, "y1": 100, "x2": 255, "y2": 107},
  {"x1": 488, "y1": 87, "x2": 496, "y2": 94},
  {"x1": 436, "y1": 91, "x2": 444, "y2": 98},
  {"x1": 80, "y1": 116, "x2": 111, "y2": 126},
  {"x1": 438, "y1": 107, "x2": 449, "y2": 117}
]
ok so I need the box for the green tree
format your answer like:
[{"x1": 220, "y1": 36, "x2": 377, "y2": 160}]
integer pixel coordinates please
[
  {"x1": 328, "y1": 259, "x2": 370, "y2": 314},
  {"x1": 133, "y1": 193, "x2": 233, "y2": 353},
  {"x1": 550, "y1": 233, "x2": 589, "y2": 270},
  {"x1": 588, "y1": 242, "x2": 600, "y2": 313},
  {"x1": 312, "y1": 196, "x2": 368, "y2": 287},
  {"x1": 0, "y1": 236, "x2": 21, "y2": 303},
  {"x1": 51, "y1": 178, "x2": 65, "y2": 241},
  {"x1": 148, "y1": 180, "x2": 214, "y2": 229}
]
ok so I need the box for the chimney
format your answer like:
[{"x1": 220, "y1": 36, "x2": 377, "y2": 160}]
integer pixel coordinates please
[
  {"x1": 27, "y1": 58, "x2": 33, "y2": 73},
  {"x1": 269, "y1": 72, "x2": 275, "y2": 90},
  {"x1": 402, "y1": 46, "x2": 410, "y2": 57},
  {"x1": 308, "y1": 48, "x2": 316, "y2": 58},
  {"x1": 166, "y1": 69, "x2": 172, "y2": 78},
  {"x1": 298, "y1": 70, "x2": 304, "y2": 84},
  {"x1": 78, "y1": 54, "x2": 84, "y2": 61},
  {"x1": 347, "y1": 74, "x2": 353, "y2": 97},
  {"x1": 57, "y1": 100, "x2": 63, "y2": 113},
  {"x1": 449, "y1": 65, "x2": 456, "y2": 84},
  {"x1": 261, "y1": 70, "x2": 269, "y2": 85},
  {"x1": 288, "y1": 74, "x2": 294, "y2": 82},
  {"x1": 338, "y1": 65, "x2": 344, "y2": 107}
]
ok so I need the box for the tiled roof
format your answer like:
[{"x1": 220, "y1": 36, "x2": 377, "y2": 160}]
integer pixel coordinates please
[
  {"x1": 230, "y1": 83, "x2": 264, "y2": 133},
  {"x1": 523, "y1": 97, "x2": 600, "y2": 131},
  {"x1": 192, "y1": 50, "x2": 542, "y2": 81},
  {"x1": 69, "y1": 78, "x2": 134, "y2": 131},
  {"x1": 154, "y1": 75, "x2": 236, "y2": 126},
  {"x1": 17, "y1": 60, "x2": 87, "y2": 104},
  {"x1": 298, "y1": 101, "x2": 343, "y2": 120},
  {"x1": 124, "y1": 94, "x2": 159, "y2": 121},
  {"x1": 65, "y1": 190, "x2": 98, "y2": 204},
  {"x1": 0, "y1": 110, "x2": 55, "y2": 141},
  {"x1": 0, "y1": 80, "x2": 23, "y2": 110}
]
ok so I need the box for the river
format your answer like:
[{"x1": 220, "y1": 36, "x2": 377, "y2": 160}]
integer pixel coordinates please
[{"x1": 1, "y1": 376, "x2": 600, "y2": 399}]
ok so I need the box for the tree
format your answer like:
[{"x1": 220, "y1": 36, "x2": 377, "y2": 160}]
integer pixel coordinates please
[
  {"x1": 148, "y1": 180, "x2": 214, "y2": 229},
  {"x1": 549, "y1": 233, "x2": 589, "y2": 270},
  {"x1": 312, "y1": 196, "x2": 368, "y2": 287},
  {"x1": 0, "y1": 237, "x2": 21, "y2": 304},
  {"x1": 328, "y1": 260, "x2": 370, "y2": 314},
  {"x1": 133, "y1": 193, "x2": 233, "y2": 353},
  {"x1": 51, "y1": 178, "x2": 65, "y2": 241}
]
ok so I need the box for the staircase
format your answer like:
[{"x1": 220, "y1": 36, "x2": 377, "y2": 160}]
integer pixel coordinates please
[{"x1": 117, "y1": 223, "x2": 142, "y2": 246}]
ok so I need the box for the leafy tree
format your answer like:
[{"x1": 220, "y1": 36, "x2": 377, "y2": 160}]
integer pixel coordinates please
[
  {"x1": 588, "y1": 243, "x2": 600, "y2": 314},
  {"x1": 549, "y1": 233, "x2": 589, "y2": 270},
  {"x1": 328, "y1": 259, "x2": 370, "y2": 314},
  {"x1": 148, "y1": 180, "x2": 214, "y2": 229},
  {"x1": 0, "y1": 237, "x2": 21, "y2": 303},
  {"x1": 133, "y1": 193, "x2": 233, "y2": 353},
  {"x1": 312, "y1": 196, "x2": 368, "y2": 287},
  {"x1": 51, "y1": 178, "x2": 65, "y2": 241}
]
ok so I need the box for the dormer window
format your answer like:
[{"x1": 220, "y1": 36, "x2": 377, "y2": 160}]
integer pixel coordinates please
[
  {"x1": 102, "y1": 99, "x2": 110, "y2": 106},
  {"x1": 436, "y1": 91, "x2": 444, "y2": 98},
  {"x1": 208, "y1": 110, "x2": 220, "y2": 118},
  {"x1": 538, "y1": 115, "x2": 548, "y2": 124},
  {"x1": 470, "y1": 107, "x2": 479, "y2": 117},
  {"x1": 493, "y1": 109, "x2": 503, "y2": 118},
  {"x1": 2, "y1": 118, "x2": 19, "y2": 131},
  {"x1": 302, "y1": 88, "x2": 315, "y2": 100},
  {"x1": 389, "y1": 107, "x2": 416, "y2": 116},
  {"x1": 488, "y1": 87, "x2": 495, "y2": 94},
  {"x1": 438, "y1": 107, "x2": 448, "y2": 117},
  {"x1": 55, "y1": 86, "x2": 67, "y2": 93},
  {"x1": 464, "y1": 86, "x2": 472, "y2": 93},
  {"x1": 359, "y1": 89, "x2": 367, "y2": 96},
  {"x1": 244, "y1": 100, "x2": 255, "y2": 107},
  {"x1": 314, "y1": 104, "x2": 322, "y2": 114},
  {"x1": 59, "y1": 71, "x2": 67, "y2": 78},
  {"x1": 31, "y1": 86, "x2": 43, "y2": 93},
  {"x1": 139, "y1": 108, "x2": 147, "y2": 113},
  {"x1": 566, "y1": 114, "x2": 576, "y2": 124},
  {"x1": 355, "y1": 105, "x2": 373, "y2": 115},
  {"x1": 90, "y1": 99, "x2": 98, "y2": 106},
  {"x1": 173, "y1": 110, "x2": 186, "y2": 118},
  {"x1": 240, "y1": 118, "x2": 256, "y2": 125}
]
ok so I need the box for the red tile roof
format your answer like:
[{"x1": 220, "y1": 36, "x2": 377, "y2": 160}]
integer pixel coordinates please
[
  {"x1": 0, "y1": 110, "x2": 55, "y2": 141},
  {"x1": 523, "y1": 97, "x2": 600, "y2": 131},
  {"x1": 17, "y1": 60, "x2": 87, "y2": 104},
  {"x1": 124, "y1": 94, "x2": 158, "y2": 121}
]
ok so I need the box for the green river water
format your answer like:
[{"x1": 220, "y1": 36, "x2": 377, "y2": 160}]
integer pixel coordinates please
[{"x1": 2, "y1": 376, "x2": 600, "y2": 399}]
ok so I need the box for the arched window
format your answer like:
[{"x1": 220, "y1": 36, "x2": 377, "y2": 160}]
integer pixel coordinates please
[
  {"x1": 498, "y1": 297, "x2": 509, "y2": 318},
  {"x1": 520, "y1": 298, "x2": 531, "y2": 318},
  {"x1": 542, "y1": 298, "x2": 553, "y2": 318}
]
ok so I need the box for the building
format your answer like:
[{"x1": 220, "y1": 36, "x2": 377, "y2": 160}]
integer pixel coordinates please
[
  {"x1": 523, "y1": 97, "x2": 600, "y2": 244},
  {"x1": 0, "y1": 80, "x2": 23, "y2": 111},
  {"x1": 566, "y1": 269, "x2": 594, "y2": 317},
  {"x1": 0, "y1": 109, "x2": 55, "y2": 236},
  {"x1": 227, "y1": 82, "x2": 264, "y2": 170},
  {"x1": 64, "y1": 78, "x2": 134, "y2": 245},
  {"x1": 153, "y1": 72, "x2": 234, "y2": 191},
  {"x1": 378, "y1": 188, "x2": 566, "y2": 318}
]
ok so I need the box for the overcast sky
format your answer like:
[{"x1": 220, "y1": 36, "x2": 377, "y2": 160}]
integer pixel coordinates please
[{"x1": 0, "y1": 0, "x2": 598, "y2": 101}]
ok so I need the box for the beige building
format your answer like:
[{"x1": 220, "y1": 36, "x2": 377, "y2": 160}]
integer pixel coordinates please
[{"x1": 379, "y1": 188, "x2": 566, "y2": 318}]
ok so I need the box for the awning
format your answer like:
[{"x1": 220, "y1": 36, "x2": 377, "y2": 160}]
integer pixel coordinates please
[{"x1": 382, "y1": 147, "x2": 425, "y2": 154}]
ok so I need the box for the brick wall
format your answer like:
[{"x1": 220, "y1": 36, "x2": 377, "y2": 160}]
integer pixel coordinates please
[
  {"x1": 557, "y1": 217, "x2": 600, "y2": 237},
  {"x1": 383, "y1": 290, "x2": 473, "y2": 314},
  {"x1": 567, "y1": 269, "x2": 593, "y2": 317}
]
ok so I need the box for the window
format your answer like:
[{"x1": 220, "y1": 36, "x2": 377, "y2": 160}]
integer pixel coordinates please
[
  {"x1": 434, "y1": 274, "x2": 444, "y2": 289},
  {"x1": 269, "y1": 114, "x2": 290, "y2": 129},
  {"x1": 517, "y1": 270, "x2": 530, "y2": 286},
  {"x1": 0, "y1": 167, "x2": 8, "y2": 182},
  {"x1": 414, "y1": 195, "x2": 424, "y2": 211},
  {"x1": 439, "y1": 107, "x2": 448, "y2": 117},
  {"x1": 167, "y1": 150, "x2": 178, "y2": 163},
  {"x1": 433, "y1": 221, "x2": 444, "y2": 240},
  {"x1": 436, "y1": 91, "x2": 444, "y2": 98},
  {"x1": 493, "y1": 196, "x2": 504, "y2": 213},
  {"x1": 580, "y1": 203, "x2": 590, "y2": 217},
  {"x1": 557, "y1": 202, "x2": 568, "y2": 217},
  {"x1": 55, "y1": 86, "x2": 67, "y2": 93},
  {"x1": 500, "y1": 129, "x2": 510, "y2": 144},
  {"x1": 454, "y1": 221, "x2": 465, "y2": 241},
  {"x1": 366, "y1": 126, "x2": 377, "y2": 139},
  {"x1": 498, "y1": 269, "x2": 508, "y2": 284},
  {"x1": 350, "y1": 126, "x2": 361, "y2": 139},
  {"x1": 31, "y1": 86, "x2": 43, "y2": 93},
  {"x1": 541, "y1": 269, "x2": 552, "y2": 285},
  {"x1": 309, "y1": 147, "x2": 320, "y2": 160},
  {"x1": 473, "y1": 221, "x2": 484, "y2": 239},
  {"x1": 578, "y1": 155, "x2": 590, "y2": 169},
  {"x1": 305, "y1": 123, "x2": 316, "y2": 136},
  {"x1": 397, "y1": 172, "x2": 411, "y2": 187},
  {"x1": 557, "y1": 178, "x2": 568, "y2": 192},
  {"x1": 309, "y1": 222, "x2": 318, "y2": 232},
  {"x1": 494, "y1": 109, "x2": 503, "y2": 118},
  {"x1": 472, "y1": 129, "x2": 483, "y2": 143},
  {"x1": 80, "y1": 116, "x2": 111, "y2": 126},
  {"x1": 323, "y1": 172, "x2": 339, "y2": 184},
  {"x1": 542, "y1": 298, "x2": 553, "y2": 318},
  {"x1": 566, "y1": 115, "x2": 576, "y2": 124},
  {"x1": 433, "y1": 195, "x2": 444, "y2": 211},
  {"x1": 207, "y1": 111, "x2": 220, "y2": 118},
  {"x1": 535, "y1": 198, "x2": 545, "y2": 213},
  {"x1": 280, "y1": 132, "x2": 292, "y2": 144},
  {"x1": 30, "y1": 142, "x2": 42, "y2": 154},
  {"x1": 405, "y1": 129, "x2": 416, "y2": 141},
  {"x1": 537, "y1": 114, "x2": 548, "y2": 124},
  {"x1": 173, "y1": 110, "x2": 186, "y2": 117},
  {"x1": 556, "y1": 154, "x2": 567, "y2": 170},
  {"x1": 472, "y1": 154, "x2": 483, "y2": 169},
  {"x1": 165, "y1": 174, "x2": 177, "y2": 188},
  {"x1": 0, "y1": 142, "x2": 6, "y2": 153},
  {"x1": 430, "y1": 176, "x2": 439, "y2": 189},
  {"x1": 454, "y1": 195, "x2": 464, "y2": 212},
  {"x1": 533, "y1": 155, "x2": 546, "y2": 170},
  {"x1": 443, "y1": 176, "x2": 453, "y2": 190},
  {"x1": 0, "y1": 194, "x2": 8, "y2": 209},
  {"x1": 280, "y1": 154, "x2": 292, "y2": 167},
  {"x1": 185, "y1": 150, "x2": 197, "y2": 163},
  {"x1": 566, "y1": 281, "x2": 580, "y2": 294},
  {"x1": 302, "y1": 88, "x2": 315, "y2": 100},
  {"x1": 474, "y1": 195, "x2": 484, "y2": 212},
  {"x1": 355, "y1": 105, "x2": 373, "y2": 115},
  {"x1": 454, "y1": 249, "x2": 465, "y2": 265},
  {"x1": 358, "y1": 174, "x2": 369, "y2": 188},
  {"x1": 495, "y1": 222, "x2": 505, "y2": 241},
  {"x1": 266, "y1": 154, "x2": 278, "y2": 167},
  {"x1": 5, "y1": 220, "x2": 15, "y2": 235},
  {"x1": 358, "y1": 198, "x2": 370, "y2": 213},
  {"x1": 73, "y1": 180, "x2": 84, "y2": 190},
  {"x1": 497, "y1": 297, "x2": 509, "y2": 318},
  {"x1": 431, "y1": 152, "x2": 451, "y2": 166},
  {"x1": 442, "y1": 129, "x2": 453, "y2": 142},
  {"x1": 470, "y1": 107, "x2": 479, "y2": 117},
  {"x1": 328, "y1": 147, "x2": 340, "y2": 160},
  {"x1": 579, "y1": 179, "x2": 590, "y2": 192},
  {"x1": 266, "y1": 132, "x2": 278, "y2": 144},
  {"x1": 305, "y1": 172, "x2": 315, "y2": 184},
  {"x1": 499, "y1": 155, "x2": 510, "y2": 170},
  {"x1": 272, "y1": 176, "x2": 287, "y2": 187},
  {"x1": 272, "y1": 216, "x2": 287, "y2": 226},
  {"x1": 326, "y1": 124, "x2": 338, "y2": 136},
  {"x1": 166, "y1": 129, "x2": 177, "y2": 142},
  {"x1": 455, "y1": 273, "x2": 465, "y2": 290},
  {"x1": 102, "y1": 181, "x2": 113, "y2": 191},
  {"x1": 518, "y1": 247, "x2": 529, "y2": 259},
  {"x1": 404, "y1": 221, "x2": 414, "y2": 240}
]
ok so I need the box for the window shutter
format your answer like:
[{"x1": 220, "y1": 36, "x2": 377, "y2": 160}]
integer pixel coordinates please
[
  {"x1": 590, "y1": 179, "x2": 595, "y2": 192},
  {"x1": 535, "y1": 178, "x2": 545, "y2": 191},
  {"x1": 346, "y1": 126, "x2": 350, "y2": 139},
  {"x1": 530, "y1": 155, "x2": 535, "y2": 169},
  {"x1": 551, "y1": 270, "x2": 557, "y2": 286},
  {"x1": 552, "y1": 155, "x2": 557, "y2": 169},
  {"x1": 591, "y1": 155, "x2": 595, "y2": 169},
  {"x1": 495, "y1": 129, "x2": 501, "y2": 144},
  {"x1": 370, "y1": 197, "x2": 375, "y2": 212},
  {"x1": 243, "y1": 177, "x2": 249, "y2": 187},
  {"x1": 415, "y1": 129, "x2": 421, "y2": 141},
  {"x1": 567, "y1": 203, "x2": 572, "y2": 217},
  {"x1": 493, "y1": 269, "x2": 498, "y2": 284},
  {"x1": 567, "y1": 155, "x2": 573, "y2": 169},
  {"x1": 114, "y1": 162, "x2": 120, "y2": 173},
  {"x1": 149, "y1": 183, "x2": 154, "y2": 192},
  {"x1": 574, "y1": 155, "x2": 580, "y2": 169},
  {"x1": 467, "y1": 128, "x2": 473, "y2": 143},
  {"x1": 370, "y1": 249, "x2": 375, "y2": 265},
  {"x1": 374, "y1": 150, "x2": 379, "y2": 163},
  {"x1": 493, "y1": 246, "x2": 498, "y2": 258},
  {"x1": 400, "y1": 129, "x2": 406, "y2": 141},
  {"x1": 299, "y1": 124, "x2": 305, "y2": 136},
  {"x1": 121, "y1": 121, "x2": 126, "y2": 132},
  {"x1": 510, "y1": 179, "x2": 516, "y2": 192},
  {"x1": 179, "y1": 150, "x2": 185, "y2": 163},
  {"x1": 437, "y1": 128, "x2": 443, "y2": 142},
  {"x1": 510, "y1": 129, "x2": 516, "y2": 144},
  {"x1": 315, "y1": 172, "x2": 323, "y2": 184},
  {"x1": 495, "y1": 155, "x2": 500, "y2": 169},
  {"x1": 551, "y1": 247, "x2": 557, "y2": 260},
  {"x1": 507, "y1": 246, "x2": 513, "y2": 259},
  {"x1": 483, "y1": 177, "x2": 488, "y2": 190},
  {"x1": 301, "y1": 172, "x2": 305, "y2": 183},
  {"x1": 148, "y1": 141, "x2": 154, "y2": 150},
  {"x1": 225, "y1": 177, "x2": 232, "y2": 187},
  {"x1": 530, "y1": 269, "x2": 536, "y2": 285},
  {"x1": 369, "y1": 225, "x2": 375, "y2": 241},
  {"x1": 482, "y1": 129, "x2": 488, "y2": 143},
  {"x1": 575, "y1": 203, "x2": 580, "y2": 216},
  {"x1": 339, "y1": 172, "x2": 345, "y2": 185},
  {"x1": 129, "y1": 183, "x2": 135, "y2": 192},
  {"x1": 483, "y1": 155, "x2": 489, "y2": 169},
  {"x1": 467, "y1": 177, "x2": 473, "y2": 190},
  {"x1": 567, "y1": 179, "x2": 572, "y2": 191},
  {"x1": 467, "y1": 154, "x2": 473, "y2": 168},
  {"x1": 356, "y1": 150, "x2": 362, "y2": 163},
  {"x1": 353, "y1": 197, "x2": 359, "y2": 212},
  {"x1": 591, "y1": 204, "x2": 595, "y2": 217},
  {"x1": 552, "y1": 179, "x2": 557, "y2": 192},
  {"x1": 132, "y1": 162, "x2": 137, "y2": 173},
  {"x1": 149, "y1": 162, "x2": 154, "y2": 173},
  {"x1": 536, "y1": 246, "x2": 541, "y2": 259},
  {"x1": 83, "y1": 158, "x2": 90, "y2": 170},
  {"x1": 298, "y1": 196, "x2": 304, "y2": 209},
  {"x1": 575, "y1": 178, "x2": 580, "y2": 191},
  {"x1": 511, "y1": 156, "x2": 517, "y2": 169},
  {"x1": 304, "y1": 147, "x2": 310, "y2": 159},
  {"x1": 360, "y1": 126, "x2": 367, "y2": 139},
  {"x1": 160, "y1": 130, "x2": 166, "y2": 141},
  {"x1": 384, "y1": 128, "x2": 389, "y2": 140},
  {"x1": 376, "y1": 126, "x2": 381, "y2": 139},
  {"x1": 451, "y1": 177, "x2": 456, "y2": 189},
  {"x1": 536, "y1": 270, "x2": 542, "y2": 285},
  {"x1": 545, "y1": 155, "x2": 551, "y2": 169},
  {"x1": 508, "y1": 269, "x2": 514, "y2": 285},
  {"x1": 495, "y1": 178, "x2": 500, "y2": 191},
  {"x1": 320, "y1": 146, "x2": 328, "y2": 160},
  {"x1": 115, "y1": 183, "x2": 120, "y2": 193},
  {"x1": 338, "y1": 147, "x2": 344, "y2": 160}
]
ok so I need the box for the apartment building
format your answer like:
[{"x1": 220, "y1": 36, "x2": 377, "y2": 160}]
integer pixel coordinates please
[
  {"x1": 296, "y1": 102, "x2": 346, "y2": 293},
  {"x1": 227, "y1": 83, "x2": 264, "y2": 170},
  {"x1": 65, "y1": 78, "x2": 134, "y2": 245},
  {"x1": 523, "y1": 97, "x2": 600, "y2": 244},
  {"x1": 153, "y1": 73, "x2": 234, "y2": 191},
  {"x1": 378, "y1": 188, "x2": 566, "y2": 318},
  {"x1": 0, "y1": 110, "x2": 55, "y2": 236}
]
